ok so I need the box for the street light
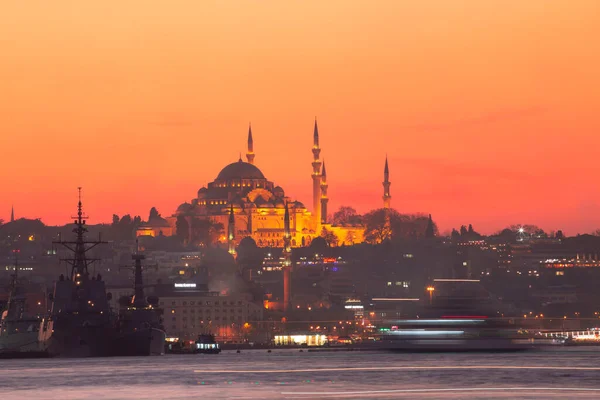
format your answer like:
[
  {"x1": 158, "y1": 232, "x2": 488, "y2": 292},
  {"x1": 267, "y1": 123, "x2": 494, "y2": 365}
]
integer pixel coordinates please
[{"x1": 426, "y1": 286, "x2": 435, "y2": 304}]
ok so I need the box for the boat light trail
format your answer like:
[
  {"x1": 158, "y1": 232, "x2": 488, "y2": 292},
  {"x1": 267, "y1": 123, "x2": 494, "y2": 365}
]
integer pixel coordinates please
[
  {"x1": 371, "y1": 298, "x2": 420, "y2": 301},
  {"x1": 281, "y1": 387, "x2": 600, "y2": 397},
  {"x1": 195, "y1": 365, "x2": 600, "y2": 374}
]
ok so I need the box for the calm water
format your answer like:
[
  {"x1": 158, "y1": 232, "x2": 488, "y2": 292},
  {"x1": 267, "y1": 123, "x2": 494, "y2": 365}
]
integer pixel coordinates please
[{"x1": 2, "y1": 348, "x2": 600, "y2": 399}]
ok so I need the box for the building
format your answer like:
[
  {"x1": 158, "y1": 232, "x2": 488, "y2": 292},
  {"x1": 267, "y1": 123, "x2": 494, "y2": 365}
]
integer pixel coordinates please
[
  {"x1": 136, "y1": 120, "x2": 396, "y2": 248},
  {"x1": 155, "y1": 282, "x2": 263, "y2": 342}
]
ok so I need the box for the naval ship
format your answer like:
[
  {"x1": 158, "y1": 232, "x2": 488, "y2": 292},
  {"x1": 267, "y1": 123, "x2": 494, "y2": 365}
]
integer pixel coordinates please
[
  {"x1": 38, "y1": 189, "x2": 115, "y2": 357},
  {"x1": 0, "y1": 250, "x2": 44, "y2": 357},
  {"x1": 112, "y1": 244, "x2": 166, "y2": 356}
]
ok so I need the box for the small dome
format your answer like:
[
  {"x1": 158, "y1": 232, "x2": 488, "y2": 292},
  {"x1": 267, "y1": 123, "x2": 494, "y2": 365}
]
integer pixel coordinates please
[
  {"x1": 293, "y1": 201, "x2": 305, "y2": 208},
  {"x1": 147, "y1": 216, "x2": 170, "y2": 228},
  {"x1": 274, "y1": 198, "x2": 285, "y2": 207},
  {"x1": 197, "y1": 187, "x2": 208, "y2": 199},
  {"x1": 253, "y1": 195, "x2": 268, "y2": 206},
  {"x1": 177, "y1": 203, "x2": 193, "y2": 213},
  {"x1": 216, "y1": 160, "x2": 265, "y2": 181},
  {"x1": 273, "y1": 186, "x2": 285, "y2": 197}
]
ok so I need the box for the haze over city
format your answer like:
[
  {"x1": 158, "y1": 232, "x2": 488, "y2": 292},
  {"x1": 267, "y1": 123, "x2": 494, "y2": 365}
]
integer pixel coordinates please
[{"x1": 2, "y1": 1, "x2": 599, "y2": 234}]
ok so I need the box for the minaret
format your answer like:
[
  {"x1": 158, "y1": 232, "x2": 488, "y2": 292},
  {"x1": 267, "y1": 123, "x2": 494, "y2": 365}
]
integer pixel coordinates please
[
  {"x1": 320, "y1": 160, "x2": 329, "y2": 225},
  {"x1": 228, "y1": 204, "x2": 236, "y2": 257},
  {"x1": 282, "y1": 202, "x2": 292, "y2": 312},
  {"x1": 10, "y1": 205, "x2": 14, "y2": 222},
  {"x1": 246, "y1": 123, "x2": 255, "y2": 165},
  {"x1": 383, "y1": 156, "x2": 391, "y2": 209},
  {"x1": 311, "y1": 118, "x2": 322, "y2": 228}
]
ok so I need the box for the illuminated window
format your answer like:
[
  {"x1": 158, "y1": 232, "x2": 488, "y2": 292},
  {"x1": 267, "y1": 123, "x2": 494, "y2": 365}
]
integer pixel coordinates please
[{"x1": 556, "y1": 271, "x2": 565, "y2": 276}]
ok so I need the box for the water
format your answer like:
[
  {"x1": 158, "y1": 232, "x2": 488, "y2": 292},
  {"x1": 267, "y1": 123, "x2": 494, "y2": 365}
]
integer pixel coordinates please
[{"x1": 2, "y1": 348, "x2": 600, "y2": 399}]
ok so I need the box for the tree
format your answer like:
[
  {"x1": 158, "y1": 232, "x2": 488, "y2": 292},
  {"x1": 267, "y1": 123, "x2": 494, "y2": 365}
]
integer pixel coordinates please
[
  {"x1": 112, "y1": 214, "x2": 120, "y2": 226},
  {"x1": 333, "y1": 206, "x2": 359, "y2": 226},
  {"x1": 120, "y1": 214, "x2": 133, "y2": 226},
  {"x1": 320, "y1": 226, "x2": 338, "y2": 247},
  {"x1": 175, "y1": 215, "x2": 189, "y2": 244},
  {"x1": 424, "y1": 214, "x2": 435, "y2": 238},
  {"x1": 309, "y1": 236, "x2": 328, "y2": 252},
  {"x1": 451, "y1": 228, "x2": 460, "y2": 241},
  {"x1": 149, "y1": 207, "x2": 160, "y2": 221},
  {"x1": 362, "y1": 208, "x2": 396, "y2": 244},
  {"x1": 509, "y1": 224, "x2": 542, "y2": 235},
  {"x1": 344, "y1": 230, "x2": 357, "y2": 246},
  {"x1": 190, "y1": 218, "x2": 225, "y2": 247},
  {"x1": 494, "y1": 228, "x2": 516, "y2": 243},
  {"x1": 209, "y1": 222, "x2": 225, "y2": 245},
  {"x1": 190, "y1": 218, "x2": 211, "y2": 246}
]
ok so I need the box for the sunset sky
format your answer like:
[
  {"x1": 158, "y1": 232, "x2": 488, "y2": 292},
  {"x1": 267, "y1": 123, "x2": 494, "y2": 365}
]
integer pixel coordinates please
[{"x1": 1, "y1": 1, "x2": 599, "y2": 234}]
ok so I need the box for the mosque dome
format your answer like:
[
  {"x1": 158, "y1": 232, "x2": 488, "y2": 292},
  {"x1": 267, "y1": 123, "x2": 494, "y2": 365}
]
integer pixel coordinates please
[
  {"x1": 197, "y1": 187, "x2": 208, "y2": 198},
  {"x1": 217, "y1": 160, "x2": 265, "y2": 181},
  {"x1": 273, "y1": 186, "x2": 285, "y2": 197},
  {"x1": 177, "y1": 202, "x2": 193, "y2": 213}
]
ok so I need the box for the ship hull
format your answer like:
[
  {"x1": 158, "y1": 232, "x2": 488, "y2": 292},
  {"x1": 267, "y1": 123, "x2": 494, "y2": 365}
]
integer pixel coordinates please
[
  {"x1": 0, "y1": 332, "x2": 39, "y2": 352},
  {"x1": 111, "y1": 327, "x2": 166, "y2": 356},
  {"x1": 39, "y1": 325, "x2": 114, "y2": 358}
]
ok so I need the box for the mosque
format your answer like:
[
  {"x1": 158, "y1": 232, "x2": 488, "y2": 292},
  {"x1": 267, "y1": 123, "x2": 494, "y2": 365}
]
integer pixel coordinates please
[{"x1": 136, "y1": 120, "x2": 391, "y2": 249}]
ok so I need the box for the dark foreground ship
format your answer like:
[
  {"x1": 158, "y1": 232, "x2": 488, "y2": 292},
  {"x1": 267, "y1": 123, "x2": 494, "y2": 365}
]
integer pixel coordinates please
[
  {"x1": 0, "y1": 250, "x2": 45, "y2": 358},
  {"x1": 38, "y1": 189, "x2": 115, "y2": 357},
  {"x1": 113, "y1": 245, "x2": 166, "y2": 356}
]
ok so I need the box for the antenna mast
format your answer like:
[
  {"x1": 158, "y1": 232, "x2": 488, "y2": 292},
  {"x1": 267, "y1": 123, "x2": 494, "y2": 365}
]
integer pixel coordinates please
[{"x1": 53, "y1": 187, "x2": 107, "y2": 285}]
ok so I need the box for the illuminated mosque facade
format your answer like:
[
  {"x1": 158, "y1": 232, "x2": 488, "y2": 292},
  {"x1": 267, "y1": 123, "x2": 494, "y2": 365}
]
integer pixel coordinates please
[{"x1": 137, "y1": 120, "x2": 391, "y2": 248}]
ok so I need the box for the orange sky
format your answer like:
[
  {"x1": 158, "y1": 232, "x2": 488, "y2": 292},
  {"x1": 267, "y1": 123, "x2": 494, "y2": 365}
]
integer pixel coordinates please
[{"x1": 1, "y1": 1, "x2": 599, "y2": 234}]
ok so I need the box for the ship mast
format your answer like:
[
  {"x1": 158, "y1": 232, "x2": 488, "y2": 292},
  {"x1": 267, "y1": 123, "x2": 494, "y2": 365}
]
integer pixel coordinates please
[
  {"x1": 5, "y1": 249, "x2": 23, "y2": 320},
  {"x1": 53, "y1": 187, "x2": 106, "y2": 286},
  {"x1": 132, "y1": 240, "x2": 147, "y2": 307},
  {"x1": 120, "y1": 240, "x2": 153, "y2": 308}
]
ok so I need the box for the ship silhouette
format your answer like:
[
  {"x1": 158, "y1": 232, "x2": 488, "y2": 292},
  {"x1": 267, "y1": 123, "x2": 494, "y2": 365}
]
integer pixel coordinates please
[
  {"x1": 38, "y1": 189, "x2": 115, "y2": 357},
  {"x1": 112, "y1": 242, "x2": 166, "y2": 356},
  {"x1": 0, "y1": 250, "x2": 43, "y2": 357}
]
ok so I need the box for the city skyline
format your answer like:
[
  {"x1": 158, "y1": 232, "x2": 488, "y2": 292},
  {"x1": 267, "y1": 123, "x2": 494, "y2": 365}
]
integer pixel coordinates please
[{"x1": 2, "y1": 1, "x2": 599, "y2": 234}]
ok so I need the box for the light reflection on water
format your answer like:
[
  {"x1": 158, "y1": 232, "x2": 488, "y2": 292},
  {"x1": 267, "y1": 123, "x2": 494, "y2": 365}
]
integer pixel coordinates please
[{"x1": 1, "y1": 348, "x2": 600, "y2": 399}]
